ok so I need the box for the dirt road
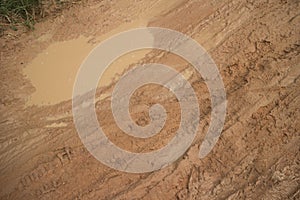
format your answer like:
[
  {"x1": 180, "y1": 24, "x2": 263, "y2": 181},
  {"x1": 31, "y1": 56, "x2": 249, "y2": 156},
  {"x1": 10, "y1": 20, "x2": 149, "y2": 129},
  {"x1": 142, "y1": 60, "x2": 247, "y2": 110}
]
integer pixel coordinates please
[{"x1": 0, "y1": 0, "x2": 299, "y2": 199}]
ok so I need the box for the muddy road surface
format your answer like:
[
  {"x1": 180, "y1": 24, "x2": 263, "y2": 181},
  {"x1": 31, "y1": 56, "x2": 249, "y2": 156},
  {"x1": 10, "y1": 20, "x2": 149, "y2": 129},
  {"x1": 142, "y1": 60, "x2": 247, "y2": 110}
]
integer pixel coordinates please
[{"x1": 0, "y1": 0, "x2": 299, "y2": 199}]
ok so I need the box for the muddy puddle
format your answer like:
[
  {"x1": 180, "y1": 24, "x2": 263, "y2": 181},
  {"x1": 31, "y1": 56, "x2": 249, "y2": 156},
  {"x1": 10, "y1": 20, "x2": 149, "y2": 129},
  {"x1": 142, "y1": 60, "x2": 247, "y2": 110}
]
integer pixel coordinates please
[
  {"x1": 24, "y1": 21, "x2": 150, "y2": 106},
  {"x1": 22, "y1": 0, "x2": 184, "y2": 106}
]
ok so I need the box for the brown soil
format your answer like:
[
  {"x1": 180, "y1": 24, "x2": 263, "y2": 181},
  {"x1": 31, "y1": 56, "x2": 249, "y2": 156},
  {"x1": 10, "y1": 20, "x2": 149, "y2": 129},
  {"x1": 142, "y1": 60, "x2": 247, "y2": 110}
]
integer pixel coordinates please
[{"x1": 0, "y1": 0, "x2": 299, "y2": 199}]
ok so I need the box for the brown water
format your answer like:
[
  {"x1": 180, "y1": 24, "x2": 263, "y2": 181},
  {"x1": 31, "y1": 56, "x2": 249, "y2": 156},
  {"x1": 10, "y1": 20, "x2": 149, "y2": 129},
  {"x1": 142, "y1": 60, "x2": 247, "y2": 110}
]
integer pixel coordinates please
[
  {"x1": 22, "y1": 0, "x2": 186, "y2": 106},
  {"x1": 24, "y1": 21, "x2": 150, "y2": 105}
]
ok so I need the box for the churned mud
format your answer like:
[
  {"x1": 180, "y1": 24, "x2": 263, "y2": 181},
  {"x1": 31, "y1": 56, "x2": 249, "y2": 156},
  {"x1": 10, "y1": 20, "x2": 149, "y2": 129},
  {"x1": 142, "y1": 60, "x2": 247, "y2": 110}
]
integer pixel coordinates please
[{"x1": 0, "y1": 0, "x2": 299, "y2": 199}]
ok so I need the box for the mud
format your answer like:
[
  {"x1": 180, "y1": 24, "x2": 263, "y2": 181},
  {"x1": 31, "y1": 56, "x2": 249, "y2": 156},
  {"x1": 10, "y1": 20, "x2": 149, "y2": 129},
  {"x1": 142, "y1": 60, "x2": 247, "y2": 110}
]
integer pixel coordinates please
[{"x1": 0, "y1": 0, "x2": 299, "y2": 199}]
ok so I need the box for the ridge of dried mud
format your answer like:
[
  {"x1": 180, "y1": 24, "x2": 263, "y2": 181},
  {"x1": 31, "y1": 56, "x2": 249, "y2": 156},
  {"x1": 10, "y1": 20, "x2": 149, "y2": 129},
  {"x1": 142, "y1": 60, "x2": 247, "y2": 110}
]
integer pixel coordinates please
[{"x1": 0, "y1": 0, "x2": 299, "y2": 199}]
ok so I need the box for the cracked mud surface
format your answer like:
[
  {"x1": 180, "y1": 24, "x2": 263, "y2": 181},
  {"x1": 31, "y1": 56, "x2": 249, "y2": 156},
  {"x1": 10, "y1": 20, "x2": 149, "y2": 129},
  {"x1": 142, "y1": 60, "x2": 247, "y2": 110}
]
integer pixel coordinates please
[{"x1": 0, "y1": 0, "x2": 299, "y2": 199}]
